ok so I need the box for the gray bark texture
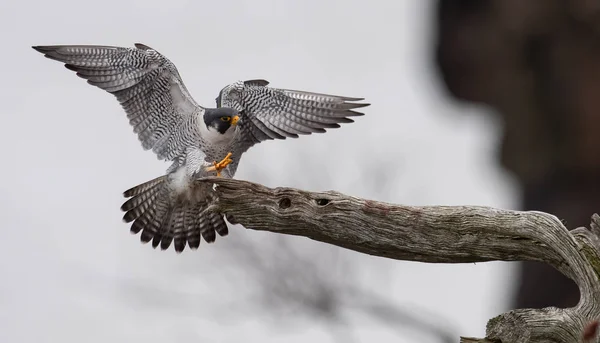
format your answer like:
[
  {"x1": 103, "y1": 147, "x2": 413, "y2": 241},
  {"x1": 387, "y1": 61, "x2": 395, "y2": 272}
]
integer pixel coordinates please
[{"x1": 201, "y1": 177, "x2": 600, "y2": 343}]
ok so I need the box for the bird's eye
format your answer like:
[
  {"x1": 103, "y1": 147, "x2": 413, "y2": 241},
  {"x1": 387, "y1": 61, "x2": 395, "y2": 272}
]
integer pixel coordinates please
[{"x1": 220, "y1": 116, "x2": 231, "y2": 122}]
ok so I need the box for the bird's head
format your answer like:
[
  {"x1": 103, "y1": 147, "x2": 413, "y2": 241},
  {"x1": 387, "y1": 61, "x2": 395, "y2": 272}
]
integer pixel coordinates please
[{"x1": 203, "y1": 108, "x2": 240, "y2": 135}]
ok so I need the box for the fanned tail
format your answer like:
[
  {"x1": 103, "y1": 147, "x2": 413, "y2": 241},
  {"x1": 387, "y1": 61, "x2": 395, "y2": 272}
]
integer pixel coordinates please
[{"x1": 120, "y1": 175, "x2": 228, "y2": 253}]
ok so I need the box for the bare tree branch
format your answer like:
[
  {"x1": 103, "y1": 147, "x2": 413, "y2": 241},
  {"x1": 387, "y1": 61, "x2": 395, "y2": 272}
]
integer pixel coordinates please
[{"x1": 201, "y1": 177, "x2": 600, "y2": 343}]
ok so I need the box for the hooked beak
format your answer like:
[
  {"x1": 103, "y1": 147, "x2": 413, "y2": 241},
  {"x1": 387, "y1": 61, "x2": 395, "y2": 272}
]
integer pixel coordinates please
[{"x1": 231, "y1": 115, "x2": 240, "y2": 126}]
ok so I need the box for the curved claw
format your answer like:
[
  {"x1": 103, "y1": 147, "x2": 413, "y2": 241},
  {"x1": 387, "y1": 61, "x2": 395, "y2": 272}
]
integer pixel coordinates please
[{"x1": 206, "y1": 152, "x2": 233, "y2": 177}]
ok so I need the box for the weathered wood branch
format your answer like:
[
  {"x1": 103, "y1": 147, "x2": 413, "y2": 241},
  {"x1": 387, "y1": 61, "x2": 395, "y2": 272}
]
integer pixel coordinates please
[{"x1": 201, "y1": 177, "x2": 600, "y2": 343}]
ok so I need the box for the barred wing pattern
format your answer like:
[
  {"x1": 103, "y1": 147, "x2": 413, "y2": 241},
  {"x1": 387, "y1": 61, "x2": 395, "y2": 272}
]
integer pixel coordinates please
[
  {"x1": 32, "y1": 44, "x2": 201, "y2": 161},
  {"x1": 218, "y1": 80, "x2": 369, "y2": 159}
]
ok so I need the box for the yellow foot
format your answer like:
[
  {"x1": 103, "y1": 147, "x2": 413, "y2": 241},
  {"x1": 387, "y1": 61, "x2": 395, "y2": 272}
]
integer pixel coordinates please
[{"x1": 206, "y1": 152, "x2": 233, "y2": 177}]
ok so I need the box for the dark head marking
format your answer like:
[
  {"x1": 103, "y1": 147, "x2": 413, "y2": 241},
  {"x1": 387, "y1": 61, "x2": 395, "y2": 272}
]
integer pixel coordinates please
[{"x1": 204, "y1": 108, "x2": 240, "y2": 134}]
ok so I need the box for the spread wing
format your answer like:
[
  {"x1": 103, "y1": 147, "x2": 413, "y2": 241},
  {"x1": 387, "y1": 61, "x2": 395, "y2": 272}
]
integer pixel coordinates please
[
  {"x1": 218, "y1": 79, "x2": 369, "y2": 158},
  {"x1": 32, "y1": 43, "x2": 203, "y2": 161}
]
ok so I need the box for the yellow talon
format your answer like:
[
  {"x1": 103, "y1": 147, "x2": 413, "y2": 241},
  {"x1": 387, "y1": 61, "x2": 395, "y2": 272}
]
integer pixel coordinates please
[{"x1": 207, "y1": 152, "x2": 233, "y2": 177}]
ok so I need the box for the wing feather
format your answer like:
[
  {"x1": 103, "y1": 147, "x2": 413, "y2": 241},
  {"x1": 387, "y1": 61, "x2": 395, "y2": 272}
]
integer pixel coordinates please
[
  {"x1": 32, "y1": 43, "x2": 202, "y2": 161},
  {"x1": 218, "y1": 80, "x2": 369, "y2": 159}
]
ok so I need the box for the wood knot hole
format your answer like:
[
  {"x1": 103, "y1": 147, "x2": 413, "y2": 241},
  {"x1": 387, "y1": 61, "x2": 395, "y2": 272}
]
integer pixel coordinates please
[
  {"x1": 279, "y1": 197, "x2": 291, "y2": 209},
  {"x1": 315, "y1": 199, "x2": 330, "y2": 206}
]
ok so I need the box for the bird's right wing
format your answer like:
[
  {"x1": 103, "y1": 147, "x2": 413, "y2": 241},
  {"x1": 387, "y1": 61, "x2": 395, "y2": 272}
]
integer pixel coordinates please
[{"x1": 33, "y1": 43, "x2": 202, "y2": 161}]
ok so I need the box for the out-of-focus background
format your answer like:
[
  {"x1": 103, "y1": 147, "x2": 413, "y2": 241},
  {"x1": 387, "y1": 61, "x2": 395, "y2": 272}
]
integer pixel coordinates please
[{"x1": 2, "y1": 0, "x2": 597, "y2": 342}]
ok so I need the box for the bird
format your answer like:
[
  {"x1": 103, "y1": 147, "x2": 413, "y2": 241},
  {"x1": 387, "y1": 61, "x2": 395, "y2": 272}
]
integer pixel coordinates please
[{"x1": 32, "y1": 43, "x2": 370, "y2": 253}]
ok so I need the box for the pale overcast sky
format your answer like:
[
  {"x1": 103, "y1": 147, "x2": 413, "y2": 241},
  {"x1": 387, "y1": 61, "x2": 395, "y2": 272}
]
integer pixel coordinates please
[{"x1": 1, "y1": 1, "x2": 518, "y2": 342}]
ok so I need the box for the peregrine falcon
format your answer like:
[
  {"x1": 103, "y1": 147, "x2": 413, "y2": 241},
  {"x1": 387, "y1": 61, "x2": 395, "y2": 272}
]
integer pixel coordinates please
[{"x1": 33, "y1": 43, "x2": 369, "y2": 252}]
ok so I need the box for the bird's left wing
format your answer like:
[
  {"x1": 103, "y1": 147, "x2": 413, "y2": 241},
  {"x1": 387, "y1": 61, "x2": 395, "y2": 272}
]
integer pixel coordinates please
[
  {"x1": 33, "y1": 43, "x2": 203, "y2": 161},
  {"x1": 218, "y1": 79, "x2": 369, "y2": 158}
]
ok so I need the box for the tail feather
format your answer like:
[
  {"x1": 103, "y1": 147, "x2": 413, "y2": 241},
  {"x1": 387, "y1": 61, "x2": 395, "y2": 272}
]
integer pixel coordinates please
[
  {"x1": 121, "y1": 176, "x2": 165, "y2": 226},
  {"x1": 185, "y1": 205, "x2": 201, "y2": 250},
  {"x1": 151, "y1": 202, "x2": 176, "y2": 249},
  {"x1": 171, "y1": 205, "x2": 187, "y2": 252},
  {"x1": 200, "y1": 228, "x2": 215, "y2": 243},
  {"x1": 147, "y1": 195, "x2": 172, "y2": 237},
  {"x1": 211, "y1": 212, "x2": 229, "y2": 237},
  {"x1": 121, "y1": 175, "x2": 228, "y2": 253},
  {"x1": 151, "y1": 233, "x2": 162, "y2": 249},
  {"x1": 123, "y1": 175, "x2": 166, "y2": 197},
  {"x1": 130, "y1": 208, "x2": 151, "y2": 234},
  {"x1": 147, "y1": 203, "x2": 172, "y2": 244},
  {"x1": 200, "y1": 207, "x2": 216, "y2": 243},
  {"x1": 140, "y1": 227, "x2": 154, "y2": 243},
  {"x1": 160, "y1": 235, "x2": 173, "y2": 250},
  {"x1": 121, "y1": 185, "x2": 162, "y2": 223}
]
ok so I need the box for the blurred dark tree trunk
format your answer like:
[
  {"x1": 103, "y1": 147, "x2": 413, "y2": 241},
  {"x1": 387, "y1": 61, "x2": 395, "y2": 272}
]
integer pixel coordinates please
[{"x1": 433, "y1": 0, "x2": 600, "y2": 309}]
